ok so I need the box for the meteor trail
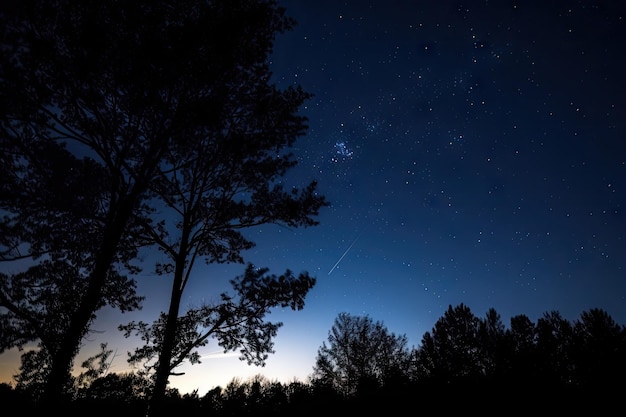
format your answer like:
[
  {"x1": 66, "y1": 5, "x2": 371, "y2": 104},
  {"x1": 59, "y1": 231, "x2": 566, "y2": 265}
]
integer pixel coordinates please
[{"x1": 327, "y1": 234, "x2": 360, "y2": 275}]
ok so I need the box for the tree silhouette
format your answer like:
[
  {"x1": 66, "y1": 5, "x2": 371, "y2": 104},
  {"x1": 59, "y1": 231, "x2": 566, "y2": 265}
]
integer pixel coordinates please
[
  {"x1": 535, "y1": 310, "x2": 574, "y2": 385},
  {"x1": 120, "y1": 265, "x2": 316, "y2": 412},
  {"x1": 81, "y1": 373, "x2": 145, "y2": 401},
  {"x1": 415, "y1": 303, "x2": 483, "y2": 384},
  {"x1": 0, "y1": 142, "x2": 144, "y2": 401},
  {"x1": 1, "y1": 0, "x2": 193, "y2": 403},
  {"x1": 1, "y1": 0, "x2": 326, "y2": 411},
  {"x1": 571, "y1": 308, "x2": 626, "y2": 388},
  {"x1": 108, "y1": 0, "x2": 325, "y2": 413},
  {"x1": 505, "y1": 313, "x2": 538, "y2": 383},
  {"x1": 478, "y1": 307, "x2": 507, "y2": 379},
  {"x1": 312, "y1": 312, "x2": 412, "y2": 395}
]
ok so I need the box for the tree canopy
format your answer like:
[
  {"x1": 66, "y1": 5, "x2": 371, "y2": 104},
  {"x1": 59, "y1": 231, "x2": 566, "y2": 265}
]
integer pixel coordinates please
[
  {"x1": 312, "y1": 312, "x2": 412, "y2": 395},
  {"x1": 0, "y1": 0, "x2": 327, "y2": 411}
]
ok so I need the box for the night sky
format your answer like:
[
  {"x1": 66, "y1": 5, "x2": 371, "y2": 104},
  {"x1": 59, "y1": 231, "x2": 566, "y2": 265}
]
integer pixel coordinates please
[{"x1": 2, "y1": 0, "x2": 625, "y2": 396}]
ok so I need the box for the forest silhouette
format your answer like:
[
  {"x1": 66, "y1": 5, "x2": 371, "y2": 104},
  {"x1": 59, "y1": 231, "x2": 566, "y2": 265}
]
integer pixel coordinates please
[{"x1": 2, "y1": 303, "x2": 625, "y2": 415}]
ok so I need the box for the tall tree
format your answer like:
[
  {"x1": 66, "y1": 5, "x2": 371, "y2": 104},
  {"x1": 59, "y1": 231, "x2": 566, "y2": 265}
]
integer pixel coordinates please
[
  {"x1": 121, "y1": 265, "x2": 317, "y2": 415},
  {"x1": 312, "y1": 313, "x2": 412, "y2": 395},
  {"x1": 535, "y1": 310, "x2": 574, "y2": 385},
  {"x1": 505, "y1": 314, "x2": 537, "y2": 382},
  {"x1": 0, "y1": 0, "x2": 326, "y2": 408},
  {"x1": 0, "y1": 140, "x2": 144, "y2": 400},
  {"x1": 0, "y1": 0, "x2": 187, "y2": 403},
  {"x1": 571, "y1": 308, "x2": 626, "y2": 388},
  {"x1": 115, "y1": 0, "x2": 325, "y2": 413},
  {"x1": 415, "y1": 303, "x2": 483, "y2": 383},
  {"x1": 478, "y1": 308, "x2": 507, "y2": 379}
]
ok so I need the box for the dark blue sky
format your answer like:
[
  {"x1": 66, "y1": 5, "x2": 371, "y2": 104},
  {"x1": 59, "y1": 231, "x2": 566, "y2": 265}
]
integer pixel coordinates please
[
  {"x1": 247, "y1": 0, "x2": 626, "y2": 389},
  {"x1": 174, "y1": 0, "x2": 626, "y2": 393},
  {"x1": 260, "y1": 0, "x2": 625, "y2": 323},
  {"x1": 2, "y1": 0, "x2": 625, "y2": 395}
]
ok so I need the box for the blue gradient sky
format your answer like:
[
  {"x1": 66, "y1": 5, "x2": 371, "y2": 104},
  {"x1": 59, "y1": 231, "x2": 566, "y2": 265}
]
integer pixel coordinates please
[{"x1": 2, "y1": 0, "x2": 626, "y2": 395}]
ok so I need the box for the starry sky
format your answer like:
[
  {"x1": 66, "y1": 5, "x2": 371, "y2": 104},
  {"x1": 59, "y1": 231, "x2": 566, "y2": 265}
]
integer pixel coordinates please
[{"x1": 2, "y1": 0, "x2": 626, "y2": 396}]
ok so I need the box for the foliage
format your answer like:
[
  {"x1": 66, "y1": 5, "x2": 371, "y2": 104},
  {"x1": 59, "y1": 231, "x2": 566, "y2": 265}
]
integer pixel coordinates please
[
  {"x1": 0, "y1": 141, "x2": 143, "y2": 364},
  {"x1": 102, "y1": 0, "x2": 328, "y2": 412},
  {"x1": 415, "y1": 303, "x2": 484, "y2": 383},
  {"x1": 535, "y1": 310, "x2": 575, "y2": 384},
  {"x1": 75, "y1": 343, "x2": 115, "y2": 391},
  {"x1": 78, "y1": 372, "x2": 152, "y2": 402},
  {"x1": 0, "y1": 261, "x2": 141, "y2": 350},
  {"x1": 1, "y1": 0, "x2": 191, "y2": 401},
  {"x1": 478, "y1": 307, "x2": 507, "y2": 377},
  {"x1": 1, "y1": 0, "x2": 327, "y2": 409},
  {"x1": 571, "y1": 308, "x2": 626, "y2": 386},
  {"x1": 312, "y1": 312, "x2": 412, "y2": 395},
  {"x1": 119, "y1": 265, "x2": 316, "y2": 376},
  {"x1": 13, "y1": 349, "x2": 57, "y2": 401},
  {"x1": 414, "y1": 304, "x2": 626, "y2": 394},
  {"x1": 1, "y1": 305, "x2": 625, "y2": 414},
  {"x1": 0, "y1": 142, "x2": 110, "y2": 264},
  {"x1": 504, "y1": 313, "x2": 537, "y2": 381}
]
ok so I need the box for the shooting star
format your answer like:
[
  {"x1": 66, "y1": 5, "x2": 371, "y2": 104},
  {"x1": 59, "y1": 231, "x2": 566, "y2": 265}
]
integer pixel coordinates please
[{"x1": 327, "y1": 234, "x2": 360, "y2": 275}]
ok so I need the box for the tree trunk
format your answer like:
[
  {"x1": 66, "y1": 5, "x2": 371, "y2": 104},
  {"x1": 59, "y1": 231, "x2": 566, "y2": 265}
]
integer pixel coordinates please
[
  {"x1": 147, "y1": 240, "x2": 189, "y2": 417},
  {"x1": 42, "y1": 197, "x2": 135, "y2": 406}
]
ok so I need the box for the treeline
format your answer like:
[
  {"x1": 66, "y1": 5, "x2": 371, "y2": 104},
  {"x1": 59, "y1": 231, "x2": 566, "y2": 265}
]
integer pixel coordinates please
[{"x1": 3, "y1": 303, "x2": 624, "y2": 415}]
